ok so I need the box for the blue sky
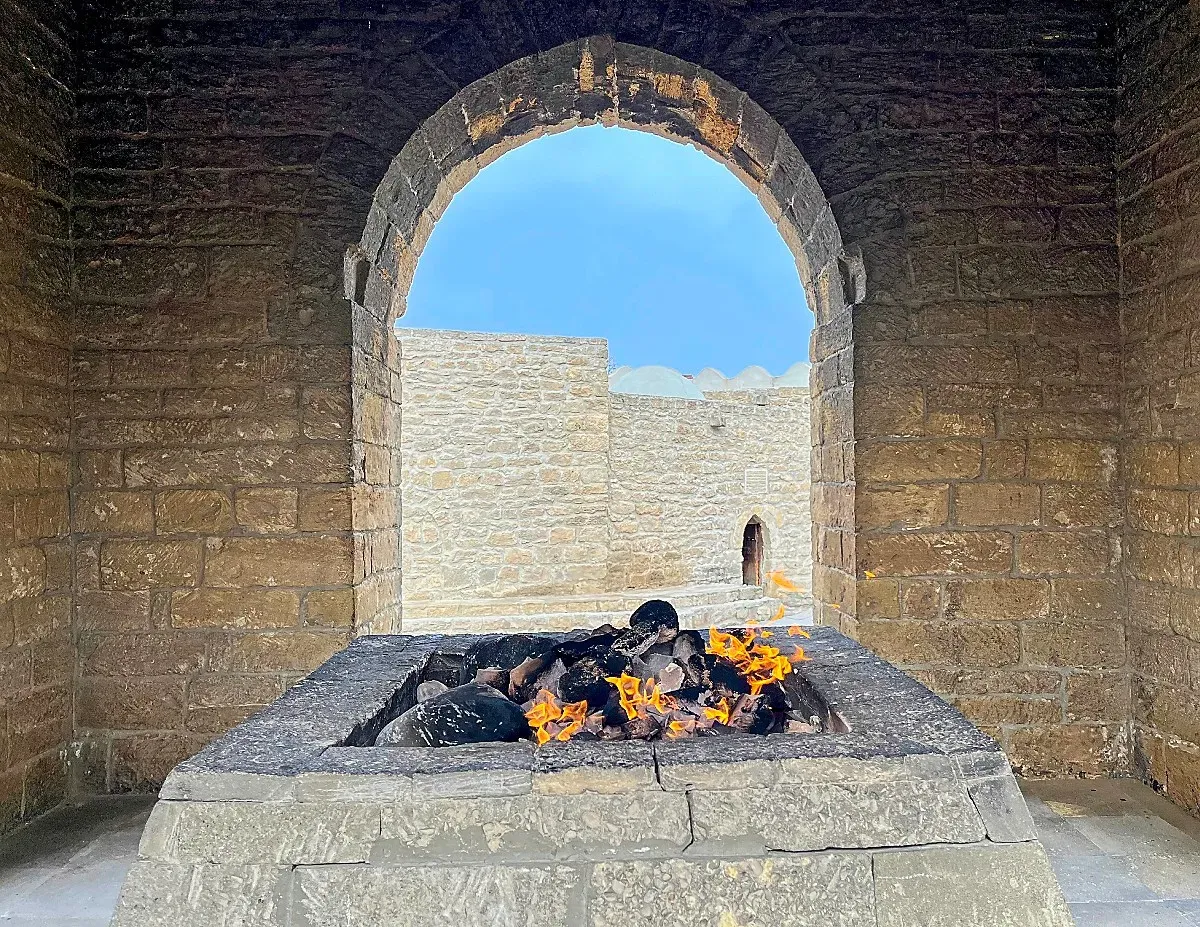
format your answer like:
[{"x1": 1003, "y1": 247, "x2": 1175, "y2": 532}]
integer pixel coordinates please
[{"x1": 401, "y1": 124, "x2": 812, "y2": 376}]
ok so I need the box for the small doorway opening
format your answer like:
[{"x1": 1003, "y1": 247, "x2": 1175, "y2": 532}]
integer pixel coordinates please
[{"x1": 742, "y1": 518, "x2": 765, "y2": 586}]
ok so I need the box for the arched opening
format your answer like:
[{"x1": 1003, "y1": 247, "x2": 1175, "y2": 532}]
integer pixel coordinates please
[
  {"x1": 345, "y1": 37, "x2": 860, "y2": 635},
  {"x1": 741, "y1": 518, "x2": 765, "y2": 586}
]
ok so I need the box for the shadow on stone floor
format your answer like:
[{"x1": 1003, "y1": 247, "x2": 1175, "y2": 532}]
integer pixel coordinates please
[
  {"x1": 0, "y1": 781, "x2": 1196, "y2": 925},
  {"x1": 0, "y1": 795, "x2": 153, "y2": 926},
  {"x1": 1021, "y1": 778, "x2": 1200, "y2": 926}
]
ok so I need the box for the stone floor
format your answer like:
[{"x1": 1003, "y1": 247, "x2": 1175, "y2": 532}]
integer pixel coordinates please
[
  {"x1": 0, "y1": 780, "x2": 1196, "y2": 924},
  {"x1": 1023, "y1": 777, "x2": 1200, "y2": 925}
]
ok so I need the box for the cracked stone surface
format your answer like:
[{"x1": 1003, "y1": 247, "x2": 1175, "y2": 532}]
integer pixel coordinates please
[{"x1": 588, "y1": 855, "x2": 876, "y2": 926}]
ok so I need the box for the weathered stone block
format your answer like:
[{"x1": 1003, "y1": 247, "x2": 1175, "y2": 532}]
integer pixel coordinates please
[
  {"x1": 533, "y1": 741, "x2": 657, "y2": 794},
  {"x1": 946, "y1": 578, "x2": 1050, "y2": 621},
  {"x1": 171, "y1": 589, "x2": 299, "y2": 629},
  {"x1": 858, "y1": 440, "x2": 982, "y2": 482},
  {"x1": 859, "y1": 532, "x2": 1013, "y2": 577},
  {"x1": 100, "y1": 540, "x2": 202, "y2": 589},
  {"x1": 689, "y1": 780, "x2": 984, "y2": 853},
  {"x1": 657, "y1": 757, "x2": 778, "y2": 791},
  {"x1": 156, "y1": 490, "x2": 235, "y2": 535},
  {"x1": 966, "y1": 775, "x2": 1038, "y2": 842},
  {"x1": 74, "y1": 491, "x2": 154, "y2": 535},
  {"x1": 141, "y1": 800, "x2": 380, "y2": 864},
  {"x1": 291, "y1": 864, "x2": 581, "y2": 927},
  {"x1": 377, "y1": 791, "x2": 690, "y2": 861},
  {"x1": 1022, "y1": 619, "x2": 1126, "y2": 669},
  {"x1": 203, "y1": 538, "x2": 352, "y2": 587},
  {"x1": 590, "y1": 855, "x2": 876, "y2": 926},
  {"x1": 111, "y1": 862, "x2": 290, "y2": 927}
]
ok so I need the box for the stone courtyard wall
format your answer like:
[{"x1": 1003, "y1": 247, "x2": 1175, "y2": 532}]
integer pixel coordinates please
[
  {"x1": 396, "y1": 329, "x2": 811, "y2": 611},
  {"x1": 1119, "y1": 0, "x2": 1200, "y2": 814},
  {"x1": 0, "y1": 0, "x2": 74, "y2": 831},
  {"x1": 607, "y1": 390, "x2": 811, "y2": 591},
  {"x1": 397, "y1": 329, "x2": 612, "y2": 604}
]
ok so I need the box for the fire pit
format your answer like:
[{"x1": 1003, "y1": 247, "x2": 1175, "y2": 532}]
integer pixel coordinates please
[
  {"x1": 372, "y1": 601, "x2": 825, "y2": 749},
  {"x1": 111, "y1": 622, "x2": 1072, "y2": 927}
]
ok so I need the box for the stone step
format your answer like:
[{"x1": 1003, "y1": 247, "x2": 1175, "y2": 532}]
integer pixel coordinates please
[
  {"x1": 401, "y1": 582, "x2": 770, "y2": 621},
  {"x1": 400, "y1": 593, "x2": 795, "y2": 635}
]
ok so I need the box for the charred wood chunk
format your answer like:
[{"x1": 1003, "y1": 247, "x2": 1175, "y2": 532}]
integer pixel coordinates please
[
  {"x1": 507, "y1": 651, "x2": 556, "y2": 703},
  {"x1": 630, "y1": 599, "x2": 679, "y2": 634},
  {"x1": 538, "y1": 658, "x2": 568, "y2": 697},
  {"x1": 641, "y1": 653, "x2": 675, "y2": 678},
  {"x1": 728, "y1": 694, "x2": 777, "y2": 734},
  {"x1": 657, "y1": 662, "x2": 685, "y2": 693},
  {"x1": 673, "y1": 630, "x2": 704, "y2": 662},
  {"x1": 703, "y1": 654, "x2": 751, "y2": 696},
  {"x1": 473, "y1": 667, "x2": 509, "y2": 690},
  {"x1": 624, "y1": 714, "x2": 661, "y2": 740},
  {"x1": 464, "y1": 634, "x2": 552, "y2": 678},
  {"x1": 554, "y1": 628, "x2": 620, "y2": 661},
  {"x1": 559, "y1": 654, "x2": 624, "y2": 707},
  {"x1": 376, "y1": 683, "x2": 531, "y2": 747}
]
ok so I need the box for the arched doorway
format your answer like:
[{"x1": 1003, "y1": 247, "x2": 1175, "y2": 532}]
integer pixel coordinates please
[
  {"x1": 742, "y1": 518, "x2": 765, "y2": 586},
  {"x1": 345, "y1": 37, "x2": 859, "y2": 634}
]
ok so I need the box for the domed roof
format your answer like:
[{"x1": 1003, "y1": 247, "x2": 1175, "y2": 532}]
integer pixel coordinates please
[
  {"x1": 693, "y1": 367, "x2": 728, "y2": 392},
  {"x1": 775, "y1": 361, "x2": 811, "y2": 387},
  {"x1": 608, "y1": 365, "x2": 633, "y2": 388},
  {"x1": 728, "y1": 365, "x2": 774, "y2": 390},
  {"x1": 611, "y1": 365, "x2": 705, "y2": 400}
]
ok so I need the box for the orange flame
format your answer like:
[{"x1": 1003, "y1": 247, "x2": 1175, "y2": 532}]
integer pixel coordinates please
[
  {"x1": 787, "y1": 625, "x2": 810, "y2": 638},
  {"x1": 767, "y1": 570, "x2": 804, "y2": 593},
  {"x1": 703, "y1": 697, "x2": 732, "y2": 725},
  {"x1": 707, "y1": 626, "x2": 796, "y2": 695},
  {"x1": 772, "y1": 604, "x2": 786, "y2": 622},
  {"x1": 524, "y1": 689, "x2": 589, "y2": 745},
  {"x1": 605, "y1": 673, "x2": 678, "y2": 721},
  {"x1": 606, "y1": 672, "x2": 644, "y2": 721},
  {"x1": 666, "y1": 718, "x2": 697, "y2": 739}
]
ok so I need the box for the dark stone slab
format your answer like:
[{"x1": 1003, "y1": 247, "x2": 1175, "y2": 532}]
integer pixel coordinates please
[
  {"x1": 309, "y1": 742, "x2": 535, "y2": 777},
  {"x1": 532, "y1": 739, "x2": 655, "y2": 775}
]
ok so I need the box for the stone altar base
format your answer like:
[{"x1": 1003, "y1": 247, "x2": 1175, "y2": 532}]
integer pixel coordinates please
[{"x1": 111, "y1": 629, "x2": 1072, "y2": 926}]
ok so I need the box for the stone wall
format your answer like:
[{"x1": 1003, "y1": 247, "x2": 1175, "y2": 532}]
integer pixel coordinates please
[
  {"x1": 69, "y1": 0, "x2": 361, "y2": 792},
  {"x1": 608, "y1": 390, "x2": 811, "y2": 591},
  {"x1": 843, "y1": 9, "x2": 1126, "y2": 779},
  {"x1": 0, "y1": 0, "x2": 74, "y2": 831},
  {"x1": 398, "y1": 329, "x2": 612, "y2": 604},
  {"x1": 396, "y1": 329, "x2": 811, "y2": 611},
  {"x1": 1118, "y1": 0, "x2": 1200, "y2": 813}
]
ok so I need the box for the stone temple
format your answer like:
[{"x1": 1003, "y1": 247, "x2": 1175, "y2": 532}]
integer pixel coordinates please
[{"x1": 1, "y1": 0, "x2": 1200, "y2": 899}]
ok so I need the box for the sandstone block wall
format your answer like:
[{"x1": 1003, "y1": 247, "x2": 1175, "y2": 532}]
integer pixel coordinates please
[
  {"x1": 397, "y1": 329, "x2": 811, "y2": 612},
  {"x1": 1119, "y1": 0, "x2": 1200, "y2": 813},
  {"x1": 840, "y1": 10, "x2": 1126, "y2": 779},
  {"x1": 398, "y1": 329, "x2": 612, "y2": 603},
  {"x1": 68, "y1": 0, "x2": 361, "y2": 796},
  {"x1": 0, "y1": 0, "x2": 74, "y2": 831},
  {"x1": 608, "y1": 390, "x2": 811, "y2": 591}
]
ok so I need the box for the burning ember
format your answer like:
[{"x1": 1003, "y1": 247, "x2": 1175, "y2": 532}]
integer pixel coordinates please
[{"x1": 375, "y1": 599, "x2": 819, "y2": 748}]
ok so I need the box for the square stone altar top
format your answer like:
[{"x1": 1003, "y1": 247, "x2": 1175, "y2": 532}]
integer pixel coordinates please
[{"x1": 112, "y1": 628, "x2": 1073, "y2": 927}]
